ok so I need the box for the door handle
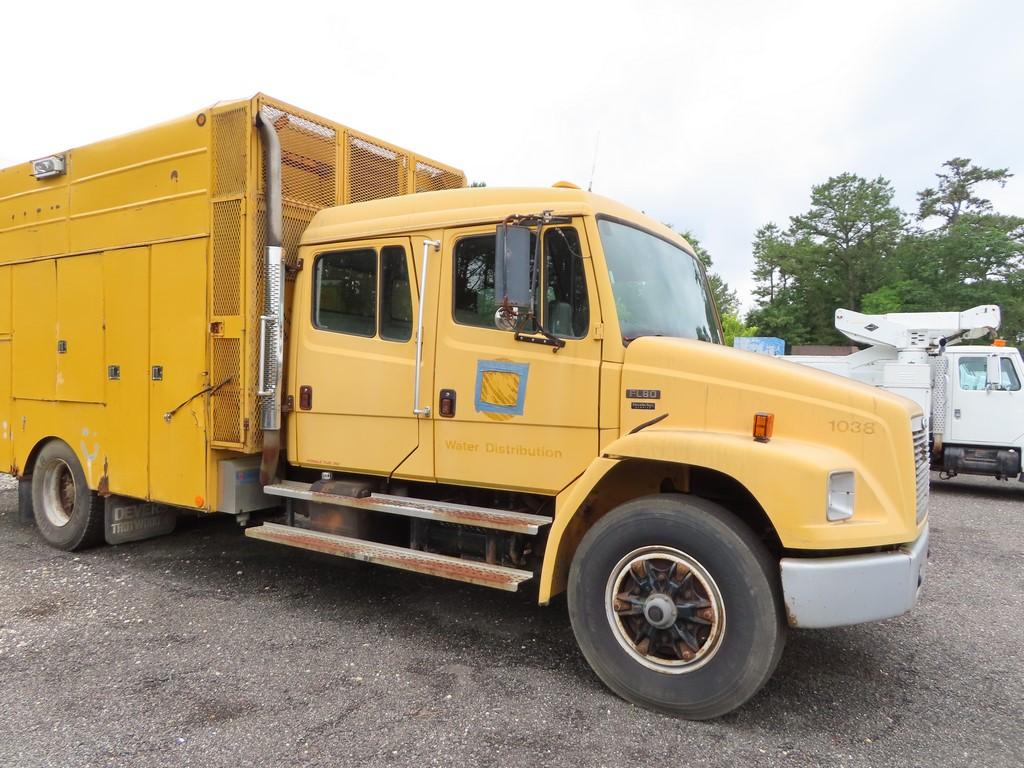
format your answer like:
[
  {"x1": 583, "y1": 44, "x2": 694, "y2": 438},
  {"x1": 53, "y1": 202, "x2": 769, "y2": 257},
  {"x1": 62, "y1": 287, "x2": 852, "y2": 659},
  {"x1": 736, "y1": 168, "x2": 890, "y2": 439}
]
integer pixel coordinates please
[{"x1": 954, "y1": 409, "x2": 961, "y2": 419}]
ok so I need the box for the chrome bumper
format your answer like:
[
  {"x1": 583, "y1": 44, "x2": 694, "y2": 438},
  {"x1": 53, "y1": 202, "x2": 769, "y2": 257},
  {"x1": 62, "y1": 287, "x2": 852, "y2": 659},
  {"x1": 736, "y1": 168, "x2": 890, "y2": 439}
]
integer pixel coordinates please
[{"x1": 780, "y1": 523, "x2": 929, "y2": 629}]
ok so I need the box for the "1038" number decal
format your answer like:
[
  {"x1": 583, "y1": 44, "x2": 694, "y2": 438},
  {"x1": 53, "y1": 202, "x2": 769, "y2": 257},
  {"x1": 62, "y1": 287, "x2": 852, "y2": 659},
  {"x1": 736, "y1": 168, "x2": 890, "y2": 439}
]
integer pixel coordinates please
[{"x1": 829, "y1": 419, "x2": 876, "y2": 434}]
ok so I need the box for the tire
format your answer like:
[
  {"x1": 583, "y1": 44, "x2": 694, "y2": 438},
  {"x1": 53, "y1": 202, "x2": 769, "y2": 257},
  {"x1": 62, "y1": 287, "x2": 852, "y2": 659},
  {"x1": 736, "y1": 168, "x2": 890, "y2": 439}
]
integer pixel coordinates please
[
  {"x1": 568, "y1": 494, "x2": 785, "y2": 719},
  {"x1": 31, "y1": 440, "x2": 105, "y2": 551}
]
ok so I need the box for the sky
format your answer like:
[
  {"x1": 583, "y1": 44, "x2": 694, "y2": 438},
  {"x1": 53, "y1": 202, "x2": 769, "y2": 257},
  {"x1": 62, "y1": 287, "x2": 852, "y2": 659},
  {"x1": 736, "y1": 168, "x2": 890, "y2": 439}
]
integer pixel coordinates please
[{"x1": 3, "y1": 0, "x2": 1023, "y2": 311}]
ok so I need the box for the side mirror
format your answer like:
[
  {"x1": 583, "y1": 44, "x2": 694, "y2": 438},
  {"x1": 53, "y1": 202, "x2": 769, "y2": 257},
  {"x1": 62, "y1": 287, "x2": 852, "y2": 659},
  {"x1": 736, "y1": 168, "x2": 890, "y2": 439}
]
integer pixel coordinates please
[
  {"x1": 495, "y1": 224, "x2": 532, "y2": 312},
  {"x1": 986, "y1": 355, "x2": 1003, "y2": 390}
]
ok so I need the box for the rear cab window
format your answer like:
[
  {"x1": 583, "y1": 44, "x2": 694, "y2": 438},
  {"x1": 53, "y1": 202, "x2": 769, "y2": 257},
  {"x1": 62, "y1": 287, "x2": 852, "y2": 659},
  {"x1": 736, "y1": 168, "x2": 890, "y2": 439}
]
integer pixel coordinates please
[{"x1": 313, "y1": 245, "x2": 412, "y2": 341}]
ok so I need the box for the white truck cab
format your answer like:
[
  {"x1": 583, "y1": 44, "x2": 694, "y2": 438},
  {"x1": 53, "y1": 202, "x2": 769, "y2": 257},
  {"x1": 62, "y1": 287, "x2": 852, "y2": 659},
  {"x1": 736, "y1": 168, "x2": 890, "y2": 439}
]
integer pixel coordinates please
[{"x1": 789, "y1": 306, "x2": 1024, "y2": 482}]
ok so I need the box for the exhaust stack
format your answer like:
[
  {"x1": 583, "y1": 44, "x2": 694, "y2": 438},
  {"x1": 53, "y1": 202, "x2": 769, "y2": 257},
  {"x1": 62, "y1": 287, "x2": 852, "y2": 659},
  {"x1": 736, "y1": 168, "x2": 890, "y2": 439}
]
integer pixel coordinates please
[{"x1": 256, "y1": 110, "x2": 284, "y2": 484}]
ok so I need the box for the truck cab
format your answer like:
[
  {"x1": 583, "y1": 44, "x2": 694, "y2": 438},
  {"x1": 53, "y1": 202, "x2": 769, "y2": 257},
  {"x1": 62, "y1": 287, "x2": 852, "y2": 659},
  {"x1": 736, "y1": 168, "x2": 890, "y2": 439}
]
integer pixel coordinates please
[{"x1": 935, "y1": 346, "x2": 1024, "y2": 478}]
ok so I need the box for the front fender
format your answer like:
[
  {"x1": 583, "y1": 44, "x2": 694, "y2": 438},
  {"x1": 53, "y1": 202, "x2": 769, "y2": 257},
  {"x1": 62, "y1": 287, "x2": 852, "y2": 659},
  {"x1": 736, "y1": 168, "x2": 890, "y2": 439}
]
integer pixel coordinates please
[{"x1": 538, "y1": 428, "x2": 917, "y2": 603}]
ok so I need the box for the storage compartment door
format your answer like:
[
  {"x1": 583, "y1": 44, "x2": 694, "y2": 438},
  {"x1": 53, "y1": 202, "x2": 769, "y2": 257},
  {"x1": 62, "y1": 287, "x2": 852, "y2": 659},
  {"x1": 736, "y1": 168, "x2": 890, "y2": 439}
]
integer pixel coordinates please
[
  {"x1": 102, "y1": 247, "x2": 150, "y2": 498},
  {"x1": 12, "y1": 260, "x2": 57, "y2": 400},
  {"x1": 56, "y1": 254, "x2": 105, "y2": 403},
  {"x1": 149, "y1": 239, "x2": 208, "y2": 508}
]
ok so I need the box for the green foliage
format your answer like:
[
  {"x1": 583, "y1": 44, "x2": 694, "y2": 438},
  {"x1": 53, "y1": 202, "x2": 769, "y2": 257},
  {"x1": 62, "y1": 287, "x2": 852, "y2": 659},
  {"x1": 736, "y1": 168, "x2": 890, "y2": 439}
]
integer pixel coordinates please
[
  {"x1": 720, "y1": 312, "x2": 758, "y2": 347},
  {"x1": 749, "y1": 159, "x2": 1024, "y2": 346},
  {"x1": 917, "y1": 157, "x2": 1012, "y2": 224}
]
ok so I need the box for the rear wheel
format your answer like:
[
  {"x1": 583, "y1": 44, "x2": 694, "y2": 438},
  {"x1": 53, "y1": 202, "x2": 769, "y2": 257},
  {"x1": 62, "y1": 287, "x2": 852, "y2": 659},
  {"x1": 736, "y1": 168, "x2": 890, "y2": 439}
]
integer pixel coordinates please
[
  {"x1": 568, "y1": 494, "x2": 785, "y2": 719},
  {"x1": 31, "y1": 441, "x2": 105, "y2": 551}
]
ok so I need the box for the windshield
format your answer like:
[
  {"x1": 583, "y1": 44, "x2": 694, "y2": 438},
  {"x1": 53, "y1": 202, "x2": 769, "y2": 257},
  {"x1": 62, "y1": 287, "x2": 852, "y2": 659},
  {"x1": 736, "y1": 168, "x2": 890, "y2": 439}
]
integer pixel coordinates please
[{"x1": 598, "y1": 218, "x2": 722, "y2": 344}]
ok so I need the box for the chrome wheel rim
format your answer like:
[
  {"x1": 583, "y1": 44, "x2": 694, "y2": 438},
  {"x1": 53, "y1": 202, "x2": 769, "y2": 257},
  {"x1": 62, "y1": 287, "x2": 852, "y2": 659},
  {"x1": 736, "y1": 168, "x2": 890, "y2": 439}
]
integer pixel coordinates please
[
  {"x1": 42, "y1": 459, "x2": 76, "y2": 528},
  {"x1": 605, "y1": 546, "x2": 726, "y2": 674}
]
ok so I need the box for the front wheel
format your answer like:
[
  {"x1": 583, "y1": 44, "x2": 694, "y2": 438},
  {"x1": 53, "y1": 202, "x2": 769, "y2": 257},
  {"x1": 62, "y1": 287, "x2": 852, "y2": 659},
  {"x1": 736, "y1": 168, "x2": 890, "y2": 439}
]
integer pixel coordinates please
[{"x1": 568, "y1": 494, "x2": 785, "y2": 719}]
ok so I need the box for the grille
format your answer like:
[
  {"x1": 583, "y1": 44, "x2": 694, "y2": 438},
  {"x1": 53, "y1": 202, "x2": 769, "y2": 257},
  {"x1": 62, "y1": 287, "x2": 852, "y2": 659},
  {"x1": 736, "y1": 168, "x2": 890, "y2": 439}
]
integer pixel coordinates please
[
  {"x1": 348, "y1": 133, "x2": 409, "y2": 202},
  {"x1": 931, "y1": 357, "x2": 948, "y2": 436},
  {"x1": 415, "y1": 160, "x2": 464, "y2": 193},
  {"x1": 210, "y1": 106, "x2": 250, "y2": 447},
  {"x1": 212, "y1": 107, "x2": 248, "y2": 197},
  {"x1": 212, "y1": 199, "x2": 242, "y2": 316},
  {"x1": 212, "y1": 337, "x2": 242, "y2": 443},
  {"x1": 261, "y1": 104, "x2": 337, "y2": 208},
  {"x1": 913, "y1": 421, "x2": 930, "y2": 523}
]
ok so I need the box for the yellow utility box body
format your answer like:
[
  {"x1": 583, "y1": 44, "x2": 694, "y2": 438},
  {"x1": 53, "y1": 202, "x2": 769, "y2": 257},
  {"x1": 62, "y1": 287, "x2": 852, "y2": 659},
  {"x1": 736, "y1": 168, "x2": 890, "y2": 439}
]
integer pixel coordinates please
[{"x1": 0, "y1": 94, "x2": 465, "y2": 510}]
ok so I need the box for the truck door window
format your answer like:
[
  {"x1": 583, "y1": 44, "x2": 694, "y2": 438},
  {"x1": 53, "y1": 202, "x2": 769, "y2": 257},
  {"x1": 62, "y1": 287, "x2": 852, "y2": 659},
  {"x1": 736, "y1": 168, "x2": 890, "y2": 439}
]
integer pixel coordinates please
[
  {"x1": 314, "y1": 249, "x2": 377, "y2": 337},
  {"x1": 453, "y1": 228, "x2": 587, "y2": 337},
  {"x1": 544, "y1": 228, "x2": 588, "y2": 338},
  {"x1": 958, "y1": 357, "x2": 1021, "y2": 391},
  {"x1": 380, "y1": 245, "x2": 412, "y2": 341},
  {"x1": 453, "y1": 235, "x2": 502, "y2": 328}
]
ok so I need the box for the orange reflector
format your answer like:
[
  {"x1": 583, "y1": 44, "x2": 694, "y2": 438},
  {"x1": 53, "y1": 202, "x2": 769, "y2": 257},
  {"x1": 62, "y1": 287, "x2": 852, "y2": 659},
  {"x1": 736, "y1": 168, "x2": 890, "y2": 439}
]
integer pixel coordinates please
[
  {"x1": 753, "y1": 412, "x2": 774, "y2": 442},
  {"x1": 993, "y1": 338, "x2": 1007, "y2": 347},
  {"x1": 194, "y1": 495, "x2": 205, "y2": 508}
]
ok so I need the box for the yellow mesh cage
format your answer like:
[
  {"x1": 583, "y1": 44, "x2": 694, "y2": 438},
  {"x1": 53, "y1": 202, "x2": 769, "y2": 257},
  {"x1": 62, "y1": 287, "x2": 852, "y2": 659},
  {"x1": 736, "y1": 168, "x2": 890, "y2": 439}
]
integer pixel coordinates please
[
  {"x1": 209, "y1": 94, "x2": 465, "y2": 454},
  {"x1": 211, "y1": 337, "x2": 242, "y2": 444}
]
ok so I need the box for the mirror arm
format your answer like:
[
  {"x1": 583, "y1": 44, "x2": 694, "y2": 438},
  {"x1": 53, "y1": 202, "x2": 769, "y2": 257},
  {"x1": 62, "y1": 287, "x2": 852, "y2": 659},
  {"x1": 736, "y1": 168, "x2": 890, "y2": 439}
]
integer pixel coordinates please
[{"x1": 515, "y1": 329, "x2": 566, "y2": 351}]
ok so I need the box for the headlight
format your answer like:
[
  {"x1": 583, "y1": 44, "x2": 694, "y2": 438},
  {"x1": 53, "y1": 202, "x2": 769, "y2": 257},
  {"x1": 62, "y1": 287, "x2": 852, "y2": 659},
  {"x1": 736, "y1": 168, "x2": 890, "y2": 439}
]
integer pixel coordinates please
[{"x1": 827, "y1": 470, "x2": 855, "y2": 521}]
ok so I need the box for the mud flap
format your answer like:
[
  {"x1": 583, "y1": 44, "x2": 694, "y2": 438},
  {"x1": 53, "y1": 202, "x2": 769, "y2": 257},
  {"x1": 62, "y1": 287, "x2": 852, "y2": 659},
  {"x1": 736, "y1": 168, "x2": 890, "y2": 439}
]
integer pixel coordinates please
[
  {"x1": 104, "y1": 495, "x2": 177, "y2": 545},
  {"x1": 18, "y1": 478, "x2": 33, "y2": 523}
]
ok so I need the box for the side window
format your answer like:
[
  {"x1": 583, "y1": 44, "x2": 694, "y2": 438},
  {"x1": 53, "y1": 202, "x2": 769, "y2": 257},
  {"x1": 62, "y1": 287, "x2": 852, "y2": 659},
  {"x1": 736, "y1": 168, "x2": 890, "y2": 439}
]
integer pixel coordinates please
[
  {"x1": 452, "y1": 227, "x2": 588, "y2": 337},
  {"x1": 1001, "y1": 358, "x2": 1021, "y2": 391},
  {"x1": 958, "y1": 357, "x2": 1023, "y2": 391},
  {"x1": 380, "y1": 246, "x2": 412, "y2": 341},
  {"x1": 314, "y1": 249, "x2": 377, "y2": 336},
  {"x1": 958, "y1": 357, "x2": 986, "y2": 390},
  {"x1": 544, "y1": 227, "x2": 589, "y2": 338}
]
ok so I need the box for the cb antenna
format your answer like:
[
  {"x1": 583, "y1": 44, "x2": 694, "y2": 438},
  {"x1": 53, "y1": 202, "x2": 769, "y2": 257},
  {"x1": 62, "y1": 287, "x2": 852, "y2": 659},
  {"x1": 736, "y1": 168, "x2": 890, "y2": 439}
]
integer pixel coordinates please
[{"x1": 588, "y1": 131, "x2": 601, "y2": 192}]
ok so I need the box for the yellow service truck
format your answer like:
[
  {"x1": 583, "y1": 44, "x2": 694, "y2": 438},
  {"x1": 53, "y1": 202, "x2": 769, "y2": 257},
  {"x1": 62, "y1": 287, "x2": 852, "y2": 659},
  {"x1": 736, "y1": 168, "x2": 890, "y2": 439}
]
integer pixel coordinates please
[{"x1": 0, "y1": 94, "x2": 930, "y2": 719}]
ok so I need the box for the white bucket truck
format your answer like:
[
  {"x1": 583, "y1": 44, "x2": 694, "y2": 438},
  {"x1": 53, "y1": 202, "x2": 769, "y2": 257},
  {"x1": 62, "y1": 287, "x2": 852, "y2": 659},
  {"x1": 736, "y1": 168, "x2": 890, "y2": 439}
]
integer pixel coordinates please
[{"x1": 789, "y1": 305, "x2": 1024, "y2": 482}]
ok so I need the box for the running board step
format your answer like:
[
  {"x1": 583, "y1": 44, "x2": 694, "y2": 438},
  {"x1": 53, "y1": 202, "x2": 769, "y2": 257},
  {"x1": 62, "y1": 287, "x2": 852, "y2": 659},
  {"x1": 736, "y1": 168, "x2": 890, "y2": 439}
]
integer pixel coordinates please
[
  {"x1": 263, "y1": 480, "x2": 552, "y2": 535},
  {"x1": 245, "y1": 523, "x2": 534, "y2": 591}
]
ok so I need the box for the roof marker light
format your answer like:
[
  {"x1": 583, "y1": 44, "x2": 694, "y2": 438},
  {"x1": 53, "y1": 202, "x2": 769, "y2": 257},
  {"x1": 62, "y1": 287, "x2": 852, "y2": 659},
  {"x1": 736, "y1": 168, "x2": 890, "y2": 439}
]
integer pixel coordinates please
[{"x1": 31, "y1": 155, "x2": 66, "y2": 179}]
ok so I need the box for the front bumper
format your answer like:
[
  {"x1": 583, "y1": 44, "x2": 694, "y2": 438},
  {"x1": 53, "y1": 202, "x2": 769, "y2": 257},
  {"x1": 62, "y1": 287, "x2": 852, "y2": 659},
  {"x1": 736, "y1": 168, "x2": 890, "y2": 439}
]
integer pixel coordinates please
[{"x1": 779, "y1": 523, "x2": 929, "y2": 629}]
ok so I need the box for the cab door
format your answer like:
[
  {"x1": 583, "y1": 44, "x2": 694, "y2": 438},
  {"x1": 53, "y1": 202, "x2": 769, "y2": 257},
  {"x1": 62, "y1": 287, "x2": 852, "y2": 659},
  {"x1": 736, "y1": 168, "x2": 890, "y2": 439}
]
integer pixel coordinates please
[
  {"x1": 433, "y1": 220, "x2": 602, "y2": 494},
  {"x1": 948, "y1": 352, "x2": 1024, "y2": 446},
  {"x1": 293, "y1": 237, "x2": 427, "y2": 477}
]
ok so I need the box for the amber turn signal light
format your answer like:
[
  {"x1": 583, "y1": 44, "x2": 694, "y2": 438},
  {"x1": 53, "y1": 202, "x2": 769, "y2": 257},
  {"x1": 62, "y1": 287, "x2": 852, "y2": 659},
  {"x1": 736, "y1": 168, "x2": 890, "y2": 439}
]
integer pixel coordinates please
[{"x1": 753, "y1": 412, "x2": 774, "y2": 442}]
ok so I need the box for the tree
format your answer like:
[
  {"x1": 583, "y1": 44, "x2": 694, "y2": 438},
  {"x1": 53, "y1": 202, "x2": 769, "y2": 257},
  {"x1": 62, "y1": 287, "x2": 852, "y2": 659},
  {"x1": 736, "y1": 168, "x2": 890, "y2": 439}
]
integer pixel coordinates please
[
  {"x1": 720, "y1": 313, "x2": 758, "y2": 347},
  {"x1": 917, "y1": 157, "x2": 1012, "y2": 226},
  {"x1": 859, "y1": 159, "x2": 1024, "y2": 343},
  {"x1": 747, "y1": 174, "x2": 906, "y2": 344},
  {"x1": 789, "y1": 173, "x2": 904, "y2": 312},
  {"x1": 750, "y1": 223, "x2": 790, "y2": 304}
]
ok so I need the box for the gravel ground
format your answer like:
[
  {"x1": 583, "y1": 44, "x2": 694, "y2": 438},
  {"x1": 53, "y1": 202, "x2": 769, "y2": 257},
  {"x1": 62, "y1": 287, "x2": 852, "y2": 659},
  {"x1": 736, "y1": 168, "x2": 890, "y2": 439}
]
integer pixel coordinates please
[{"x1": 1, "y1": 473, "x2": 1021, "y2": 768}]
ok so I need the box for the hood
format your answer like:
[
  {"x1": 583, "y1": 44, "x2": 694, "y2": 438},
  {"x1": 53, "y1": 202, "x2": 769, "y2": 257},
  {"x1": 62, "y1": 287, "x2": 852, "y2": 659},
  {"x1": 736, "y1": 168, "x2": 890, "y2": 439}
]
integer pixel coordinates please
[{"x1": 620, "y1": 337, "x2": 920, "y2": 444}]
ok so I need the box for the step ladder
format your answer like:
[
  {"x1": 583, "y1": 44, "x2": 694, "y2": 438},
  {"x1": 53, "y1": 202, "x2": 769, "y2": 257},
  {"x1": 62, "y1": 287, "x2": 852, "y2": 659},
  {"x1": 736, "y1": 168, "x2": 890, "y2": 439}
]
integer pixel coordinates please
[{"x1": 244, "y1": 481, "x2": 553, "y2": 591}]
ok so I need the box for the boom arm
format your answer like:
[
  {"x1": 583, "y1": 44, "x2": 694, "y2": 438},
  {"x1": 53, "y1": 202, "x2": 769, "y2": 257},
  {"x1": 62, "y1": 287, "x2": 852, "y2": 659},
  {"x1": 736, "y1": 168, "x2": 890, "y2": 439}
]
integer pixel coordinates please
[{"x1": 834, "y1": 305, "x2": 1001, "y2": 352}]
